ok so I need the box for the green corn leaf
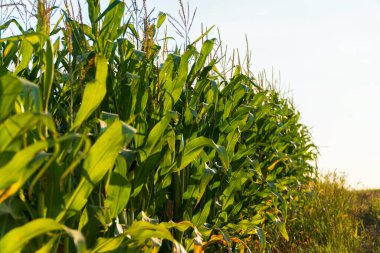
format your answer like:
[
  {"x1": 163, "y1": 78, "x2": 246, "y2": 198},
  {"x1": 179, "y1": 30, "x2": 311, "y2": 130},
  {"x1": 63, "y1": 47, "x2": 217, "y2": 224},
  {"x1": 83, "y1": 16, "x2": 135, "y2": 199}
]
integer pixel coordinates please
[
  {"x1": 0, "y1": 75, "x2": 23, "y2": 120},
  {"x1": 162, "y1": 220, "x2": 195, "y2": 232},
  {"x1": 220, "y1": 184, "x2": 235, "y2": 211},
  {"x1": 42, "y1": 38, "x2": 54, "y2": 112},
  {"x1": 0, "y1": 219, "x2": 62, "y2": 253},
  {"x1": 97, "y1": 0, "x2": 125, "y2": 56},
  {"x1": 124, "y1": 221, "x2": 176, "y2": 243},
  {"x1": 220, "y1": 74, "x2": 244, "y2": 96},
  {"x1": 190, "y1": 25, "x2": 215, "y2": 46},
  {"x1": 158, "y1": 54, "x2": 176, "y2": 109},
  {"x1": 132, "y1": 150, "x2": 163, "y2": 197},
  {"x1": 162, "y1": 48, "x2": 194, "y2": 113},
  {"x1": 220, "y1": 105, "x2": 252, "y2": 133},
  {"x1": 127, "y1": 23, "x2": 139, "y2": 40},
  {"x1": 188, "y1": 39, "x2": 215, "y2": 84},
  {"x1": 188, "y1": 79, "x2": 210, "y2": 108},
  {"x1": 20, "y1": 78, "x2": 42, "y2": 113},
  {"x1": 0, "y1": 112, "x2": 56, "y2": 152},
  {"x1": 57, "y1": 120, "x2": 135, "y2": 221},
  {"x1": 104, "y1": 155, "x2": 131, "y2": 218},
  {"x1": 1, "y1": 41, "x2": 18, "y2": 69},
  {"x1": 157, "y1": 12, "x2": 167, "y2": 29},
  {"x1": 72, "y1": 55, "x2": 108, "y2": 129},
  {"x1": 195, "y1": 164, "x2": 216, "y2": 208},
  {"x1": 89, "y1": 221, "x2": 194, "y2": 253},
  {"x1": 75, "y1": 22, "x2": 96, "y2": 41},
  {"x1": 0, "y1": 141, "x2": 49, "y2": 203},
  {"x1": 90, "y1": 221, "x2": 186, "y2": 252},
  {"x1": 177, "y1": 136, "x2": 229, "y2": 172},
  {"x1": 15, "y1": 40, "x2": 34, "y2": 74},
  {"x1": 192, "y1": 199, "x2": 212, "y2": 227},
  {"x1": 95, "y1": 0, "x2": 124, "y2": 23},
  {"x1": 139, "y1": 111, "x2": 177, "y2": 162},
  {"x1": 61, "y1": 12, "x2": 88, "y2": 55},
  {"x1": 88, "y1": 0, "x2": 100, "y2": 21},
  {"x1": 0, "y1": 33, "x2": 53, "y2": 112},
  {"x1": 0, "y1": 218, "x2": 86, "y2": 253},
  {"x1": 89, "y1": 237, "x2": 125, "y2": 253},
  {"x1": 0, "y1": 18, "x2": 24, "y2": 33}
]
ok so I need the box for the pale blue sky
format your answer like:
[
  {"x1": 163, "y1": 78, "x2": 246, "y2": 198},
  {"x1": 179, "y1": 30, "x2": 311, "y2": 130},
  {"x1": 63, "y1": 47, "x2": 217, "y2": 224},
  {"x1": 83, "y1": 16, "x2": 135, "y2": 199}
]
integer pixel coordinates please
[{"x1": 151, "y1": 0, "x2": 380, "y2": 188}]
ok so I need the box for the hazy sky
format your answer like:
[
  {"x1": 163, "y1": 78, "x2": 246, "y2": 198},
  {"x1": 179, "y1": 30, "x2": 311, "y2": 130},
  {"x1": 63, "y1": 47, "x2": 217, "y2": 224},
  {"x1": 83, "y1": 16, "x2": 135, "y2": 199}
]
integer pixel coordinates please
[{"x1": 150, "y1": 0, "x2": 380, "y2": 188}]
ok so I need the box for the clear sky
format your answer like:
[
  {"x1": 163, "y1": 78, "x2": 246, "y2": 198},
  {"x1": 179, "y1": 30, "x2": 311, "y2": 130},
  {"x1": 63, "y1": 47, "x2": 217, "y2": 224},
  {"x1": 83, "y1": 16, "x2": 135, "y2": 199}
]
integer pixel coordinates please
[{"x1": 150, "y1": 0, "x2": 380, "y2": 189}]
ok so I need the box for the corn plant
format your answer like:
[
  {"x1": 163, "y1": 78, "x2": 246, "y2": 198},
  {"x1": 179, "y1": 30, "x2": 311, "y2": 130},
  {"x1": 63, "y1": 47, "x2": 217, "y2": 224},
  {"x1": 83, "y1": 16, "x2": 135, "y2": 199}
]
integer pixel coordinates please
[{"x1": 0, "y1": 0, "x2": 317, "y2": 252}]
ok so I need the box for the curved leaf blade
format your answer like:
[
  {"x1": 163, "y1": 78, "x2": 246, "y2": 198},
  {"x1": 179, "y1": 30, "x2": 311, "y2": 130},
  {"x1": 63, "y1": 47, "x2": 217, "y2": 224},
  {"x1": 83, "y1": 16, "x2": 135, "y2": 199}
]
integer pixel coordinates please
[
  {"x1": 57, "y1": 120, "x2": 135, "y2": 221},
  {"x1": 72, "y1": 55, "x2": 108, "y2": 129},
  {"x1": 0, "y1": 218, "x2": 86, "y2": 253}
]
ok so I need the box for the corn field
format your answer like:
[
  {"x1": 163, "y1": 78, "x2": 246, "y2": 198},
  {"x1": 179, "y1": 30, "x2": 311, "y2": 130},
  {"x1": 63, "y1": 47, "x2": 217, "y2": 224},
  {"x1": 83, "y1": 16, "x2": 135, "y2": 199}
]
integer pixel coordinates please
[{"x1": 0, "y1": 0, "x2": 317, "y2": 252}]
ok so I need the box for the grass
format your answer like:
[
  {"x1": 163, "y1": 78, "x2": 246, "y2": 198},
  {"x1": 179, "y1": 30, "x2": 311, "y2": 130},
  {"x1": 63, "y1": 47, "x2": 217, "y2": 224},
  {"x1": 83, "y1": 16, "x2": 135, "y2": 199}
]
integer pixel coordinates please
[{"x1": 270, "y1": 172, "x2": 380, "y2": 253}]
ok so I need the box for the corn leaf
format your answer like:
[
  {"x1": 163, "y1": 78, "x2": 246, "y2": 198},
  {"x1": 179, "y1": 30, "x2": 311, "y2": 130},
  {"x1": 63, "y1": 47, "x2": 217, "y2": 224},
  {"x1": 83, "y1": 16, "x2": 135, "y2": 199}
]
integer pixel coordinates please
[
  {"x1": 104, "y1": 155, "x2": 131, "y2": 218},
  {"x1": 89, "y1": 237, "x2": 125, "y2": 253},
  {"x1": 15, "y1": 40, "x2": 34, "y2": 74},
  {"x1": 162, "y1": 48, "x2": 194, "y2": 113},
  {"x1": 157, "y1": 12, "x2": 167, "y2": 29},
  {"x1": 57, "y1": 120, "x2": 135, "y2": 221},
  {"x1": 0, "y1": 112, "x2": 55, "y2": 152},
  {"x1": 0, "y1": 141, "x2": 49, "y2": 202},
  {"x1": 139, "y1": 111, "x2": 176, "y2": 162},
  {"x1": 0, "y1": 75, "x2": 23, "y2": 120},
  {"x1": 72, "y1": 55, "x2": 108, "y2": 129},
  {"x1": 0, "y1": 218, "x2": 86, "y2": 253},
  {"x1": 97, "y1": 0, "x2": 125, "y2": 56},
  {"x1": 177, "y1": 136, "x2": 229, "y2": 172},
  {"x1": 195, "y1": 164, "x2": 216, "y2": 208},
  {"x1": 188, "y1": 39, "x2": 215, "y2": 84}
]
